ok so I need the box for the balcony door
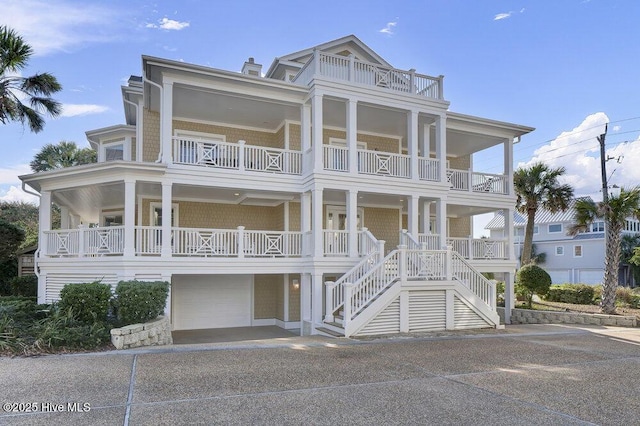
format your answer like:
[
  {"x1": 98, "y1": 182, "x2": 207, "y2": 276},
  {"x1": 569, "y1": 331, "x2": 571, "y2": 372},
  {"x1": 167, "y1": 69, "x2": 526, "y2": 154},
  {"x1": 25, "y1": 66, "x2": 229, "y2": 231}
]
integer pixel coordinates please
[{"x1": 326, "y1": 205, "x2": 363, "y2": 231}]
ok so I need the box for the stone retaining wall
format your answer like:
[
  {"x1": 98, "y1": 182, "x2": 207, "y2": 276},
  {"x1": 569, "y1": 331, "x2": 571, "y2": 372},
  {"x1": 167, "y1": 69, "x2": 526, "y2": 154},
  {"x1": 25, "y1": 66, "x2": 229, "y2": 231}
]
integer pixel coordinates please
[
  {"x1": 498, "y1": 307, "x2": 637, "y2": 327},
  {"x1": 110, "y1": 316, "x2": 173, "y2": 349}
]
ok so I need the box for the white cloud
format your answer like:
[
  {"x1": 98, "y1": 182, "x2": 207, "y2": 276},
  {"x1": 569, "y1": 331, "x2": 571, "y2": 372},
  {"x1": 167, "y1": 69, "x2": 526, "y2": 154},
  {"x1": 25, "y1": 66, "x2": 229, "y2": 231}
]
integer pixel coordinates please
[
  {"x1": 146, "y1": 17, "x2": 190, "y2": 31},
  {"x1": 494, "y1": 12, "x2": 513, "y2": 20},
  {"x1": 613, "y1": 125, "x2": 621, "y2": 132},
  {"x1": 60, "y1": 104, "x2": 109, "y2": 118},
  {"x1": 1, "y1": 0, "x2": 124, "y2": 56},
  {"x1": 379, "y1": 20, "x2": 398, "y2": 35},
  {"x1": 520, "y1": 112, "x2": 640, "y2": 200},
  {"x1": 0, "y1": 186, "x2": 38, "y2": 204},
  {"x1": 0, "y1": 164, "x2": 32, "y2": 185}
]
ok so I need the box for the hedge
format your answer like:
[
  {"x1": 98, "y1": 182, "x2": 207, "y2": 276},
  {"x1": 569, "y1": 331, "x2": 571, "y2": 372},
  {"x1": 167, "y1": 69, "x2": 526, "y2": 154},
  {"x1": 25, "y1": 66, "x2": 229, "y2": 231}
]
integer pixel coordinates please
[
  {"x1": 113, "y1": 280, "x2": 169, "y2": 325},
  {"x1": 545, "y1": 284, "x2": 596, "y2": 305},
  {"x1": 9, "y1": 275, "x2": 38, "y2": 297},
  {"x1": 58, "y1": 282, "x2": 112, "y2": 324}
]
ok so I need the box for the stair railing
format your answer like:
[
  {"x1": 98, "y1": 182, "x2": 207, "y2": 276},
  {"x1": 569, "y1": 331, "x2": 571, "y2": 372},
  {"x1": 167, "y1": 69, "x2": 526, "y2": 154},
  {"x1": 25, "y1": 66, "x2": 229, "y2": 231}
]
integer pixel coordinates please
[{"x1": 450, "y1": 250, "x2": 496, "y2": 309}]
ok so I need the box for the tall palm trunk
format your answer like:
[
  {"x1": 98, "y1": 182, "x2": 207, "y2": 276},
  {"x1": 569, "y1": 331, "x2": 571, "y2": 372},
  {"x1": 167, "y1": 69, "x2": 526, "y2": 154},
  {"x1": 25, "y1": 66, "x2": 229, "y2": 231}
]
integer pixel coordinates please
[
  {"x1": 521, "y1": 208, "x2": 536, "y2": 265},
  {"x1": 601, "y1": 222, "x2": 622, "y2": 314}
]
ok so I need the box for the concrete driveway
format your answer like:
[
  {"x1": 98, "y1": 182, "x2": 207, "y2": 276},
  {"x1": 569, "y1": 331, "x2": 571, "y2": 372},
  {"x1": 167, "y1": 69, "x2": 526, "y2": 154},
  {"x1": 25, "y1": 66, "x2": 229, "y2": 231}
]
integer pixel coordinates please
[{"x1": 1, "y1": 324, "x2": 640, "y2": 425}]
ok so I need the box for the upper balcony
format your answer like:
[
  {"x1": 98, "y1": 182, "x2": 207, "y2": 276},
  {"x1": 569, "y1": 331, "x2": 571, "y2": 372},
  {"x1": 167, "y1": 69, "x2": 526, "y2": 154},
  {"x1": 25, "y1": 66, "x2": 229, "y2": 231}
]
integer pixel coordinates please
[{"x1": 293, "y1": 50, "x2": 444, "y2": 101}]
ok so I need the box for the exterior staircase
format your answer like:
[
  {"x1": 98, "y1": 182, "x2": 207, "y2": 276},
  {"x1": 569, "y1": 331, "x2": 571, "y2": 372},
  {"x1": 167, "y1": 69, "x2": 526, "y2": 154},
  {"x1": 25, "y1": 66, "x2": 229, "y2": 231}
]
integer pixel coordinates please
[{"x1": 321, "y1": 231, "x2": 499, "y2": 337}]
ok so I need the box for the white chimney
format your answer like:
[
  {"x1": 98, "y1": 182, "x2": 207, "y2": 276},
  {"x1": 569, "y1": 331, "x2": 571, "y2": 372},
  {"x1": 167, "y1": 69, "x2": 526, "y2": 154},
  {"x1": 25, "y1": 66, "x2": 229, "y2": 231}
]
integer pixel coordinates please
[{"x1": 241, "y1": 57, "x2": 262, "y2": 77}]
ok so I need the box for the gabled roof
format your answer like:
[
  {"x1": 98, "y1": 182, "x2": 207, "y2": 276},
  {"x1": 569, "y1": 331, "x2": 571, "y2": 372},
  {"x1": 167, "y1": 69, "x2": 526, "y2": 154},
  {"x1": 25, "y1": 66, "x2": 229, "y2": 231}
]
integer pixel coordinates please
[
  {"x1": 265, "y1": 35, "x2": 393, "y2": 79},
  {"x1": 485, "y1": 197, "x2": 594, "y2": 230}
]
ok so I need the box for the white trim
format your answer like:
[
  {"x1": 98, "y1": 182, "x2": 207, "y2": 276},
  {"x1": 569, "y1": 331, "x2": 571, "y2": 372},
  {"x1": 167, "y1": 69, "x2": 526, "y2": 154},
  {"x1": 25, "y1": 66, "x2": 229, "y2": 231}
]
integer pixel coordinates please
[
  {"x1": 252, "y1": 318, "x2": 276, "y2": 326},
  {"x1": 174, "y1": 129, "x2": 226, "y2": 142},
  {"x1": 275, "y1": 319, "x2": 301, "y2": 329},
  {"x1": 548, "y1": 223, "x2": 563, "y2": 234},
  {"x1": 173, "y1": 116, "x2": 281, "y2": 134},
  {"x1": 149, "y1": 202, "x2": 179, "y2": 226},
  {"x1": 329, "y1": 137, "x2": 367, "y2": 150}
]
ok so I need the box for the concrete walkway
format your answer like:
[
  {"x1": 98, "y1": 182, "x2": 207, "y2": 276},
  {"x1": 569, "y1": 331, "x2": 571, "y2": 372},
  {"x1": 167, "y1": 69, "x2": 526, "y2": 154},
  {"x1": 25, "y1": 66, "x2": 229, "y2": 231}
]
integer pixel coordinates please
[{"x1": 2, "y1": 324, "x2": 640, "y2": 425}]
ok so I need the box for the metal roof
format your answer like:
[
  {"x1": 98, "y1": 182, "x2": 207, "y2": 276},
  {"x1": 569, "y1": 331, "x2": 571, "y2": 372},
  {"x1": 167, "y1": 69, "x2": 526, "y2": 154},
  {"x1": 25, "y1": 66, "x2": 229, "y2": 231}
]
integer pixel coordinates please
[{"x1": 485, "y1": 197, "x2": 594, "y2": 230}]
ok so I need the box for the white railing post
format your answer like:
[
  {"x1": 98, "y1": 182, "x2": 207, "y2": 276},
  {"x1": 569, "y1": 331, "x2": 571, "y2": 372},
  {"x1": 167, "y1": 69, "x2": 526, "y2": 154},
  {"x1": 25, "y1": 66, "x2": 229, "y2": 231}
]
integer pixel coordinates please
[
  {"x1": 325, "y1": 281, "x2": 336, "y2": 322},
  {"x1": 467, "y1": 169, "x2": 473, "y2": 192},
  {"x1": 78, "y1": 225, "x2": 86, "y2": 257},
  {"x1": 420, "y1": 242, "x2": 427, "y2": 251},
  {"x1": 377, "y1": 240, "x2": 386, "y2": 258},
  {"x1": 313, "y1": 48, "x2": 320, "y2": 75},
  {"x1": 399, "y1": 245, "x2": 408, "y2": 282},
  {"x1": 237, "y1": 226, "x2": 245, "y2": 258},
  {"x1": 409, "y1": 69, "x2": 416, "y2": 94},
  {"x1": 468, "y1": 236, "x2": 474, "y2": 260},
  {"x1": 445, "y1": 245, "x2": 453, "y2": 281},
  {"x1": 348, "y1": 54, "x2": 355, "y2": 81},
  {"x1": 438, "y1": 75, "x2": 444, "y2": 100},
  {"x1": 343, "y1": 282, "x2": 354, "y2": 327},
  {"x1": 238, "y1": 140, "x2": 245, "y2": 171}
]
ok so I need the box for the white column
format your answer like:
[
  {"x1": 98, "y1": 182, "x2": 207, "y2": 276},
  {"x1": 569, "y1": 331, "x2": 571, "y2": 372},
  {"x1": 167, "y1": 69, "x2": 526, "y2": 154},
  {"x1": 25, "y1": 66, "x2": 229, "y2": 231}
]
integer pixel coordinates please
[
  {"x1": 421, "y1": 201, "x2": 432, "y2": 234},
  {"x1": 301, "y1": 103, "x2": 311, "y2": 152},
  {"x1": 435, "y1": 115, "x2": 447, "y2": 182},
  {"x1": 161, "y1": 182, "x2": 172, "y2": 258},
  {"x1": 123, "y1": 179, "x2": 136, "y2": 258},
  {"x1": 312, "y1": 188, "x2": 323, "y2": 257},
  {"x1": 312, "y1": 93, "x2": 323, "y2": 172},
  {"x1": 504, "y1": 207, "x2": 515, "y2": 260},
  {"x1": 301, "y1": 192, "x2": 310, "y2": 255},
  {"x1": 300, "y1": 273, "x2": 312, "y2": 335},
  {"x1": 312, "y1": 273, "x2": 323, "y2": 330},
  {"x1": 136, "y1": 98, "x2": 143, "y2": 162},
  {"x1": 39, "y1": 190, "x2": 52, "y2": 253},
  {"x1": 347, "y1": 99, "x2": 358, "y2": 174},
  {"x1": 408, "y1": 194, "x2": 419, "y2": 237},
  {"x1": 435, "y1": 198, "x2": 447, "y2": 249},
  {"x1": 347, "y1": 189, "x2": 358, "y2": 257},
  {"x1": 60, "y1": 206, "x2": 70, "y2": 229},
  {"x1": 408, "y1": 110, "x2": 419, "y2": 180},
  {"x1": 504, "y1": 137, "x2": 514, "y2": 196},
  {"x1": 161, "y1": 81, "x2": 174, "y2": 164},
  {"x1": 421, "y1": 122, "x2": 431, "y2": 161},
  {"x1": 504, "y1": 271, "x2": 514, "y2": 325},
  {"x1": 283, "y1": 274, "x2": 290, "y2": 322}
]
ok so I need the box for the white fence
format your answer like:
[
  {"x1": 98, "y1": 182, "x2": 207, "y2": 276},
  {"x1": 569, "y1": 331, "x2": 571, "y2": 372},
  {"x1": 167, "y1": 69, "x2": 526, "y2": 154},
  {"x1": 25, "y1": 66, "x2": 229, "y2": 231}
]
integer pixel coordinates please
[
  {"x1": 44, "y1": 227, "x2": 125, "y2": 256},
  {"x1": 447, "y1": 169, "x2": 508, "y2": 194},
  {"x1": 358, "y1": 149, "x2": 411, "y2": 178}
]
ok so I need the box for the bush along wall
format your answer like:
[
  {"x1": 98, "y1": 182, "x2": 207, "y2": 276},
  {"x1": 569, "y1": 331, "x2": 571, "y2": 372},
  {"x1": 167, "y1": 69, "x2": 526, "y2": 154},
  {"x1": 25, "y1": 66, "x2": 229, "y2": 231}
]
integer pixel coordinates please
[
  {"x1": 113, "y1": 280, "x2": 170, "y2": 326},
  {"x1": 58, "y1": 281, "x2": 112, "y2": 324},
  {"x1": 545, "y1": 284, "x2": 596, "y2": 305}
]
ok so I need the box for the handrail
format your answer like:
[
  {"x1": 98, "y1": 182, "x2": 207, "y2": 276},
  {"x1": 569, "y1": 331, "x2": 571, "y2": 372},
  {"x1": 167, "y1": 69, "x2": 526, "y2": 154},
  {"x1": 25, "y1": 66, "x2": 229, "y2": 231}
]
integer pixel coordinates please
[{"x1": 450, "y1": 251, "x2": 496, "y2": 309}]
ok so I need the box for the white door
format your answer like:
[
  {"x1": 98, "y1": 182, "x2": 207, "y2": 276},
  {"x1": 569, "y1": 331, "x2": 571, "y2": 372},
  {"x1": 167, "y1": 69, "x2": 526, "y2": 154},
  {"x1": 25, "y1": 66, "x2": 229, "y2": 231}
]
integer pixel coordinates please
[
  {"x1": 172, "y1": 274, "x2": 252, "y2": 330},
  {"x1": 577, "y1": 269, "x2": 603, "y2": 285}
]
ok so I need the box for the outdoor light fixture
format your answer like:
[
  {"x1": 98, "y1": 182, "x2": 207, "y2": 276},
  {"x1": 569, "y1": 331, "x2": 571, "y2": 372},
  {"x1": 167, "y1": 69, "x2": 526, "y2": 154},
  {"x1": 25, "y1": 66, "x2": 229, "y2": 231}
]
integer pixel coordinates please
[{"x1": 292, "y1": 279, "x2": 300, "y2": 290}]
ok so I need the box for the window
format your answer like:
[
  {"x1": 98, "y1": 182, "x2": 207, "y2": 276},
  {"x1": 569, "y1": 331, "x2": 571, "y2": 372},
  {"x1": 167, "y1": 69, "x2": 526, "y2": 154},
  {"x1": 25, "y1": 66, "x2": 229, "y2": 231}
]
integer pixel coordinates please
[
  {"x1": 591, "y1": 221, "x2": 605, "y2": 232},
  {"x1": 548, "y1": 224, "x2": 562, "y2": 233},
  {"x1": 533, "y1": 225, "x2": 539, "y2": 235},
  {"x1": 574, "y1": 245, "x2": 583, "y2": 257},
  {"x1": 555, "y1": 246, "x2": 564, "y2": 256},
  {"x1": 102, "y1": 211, "x2": 124, "y2": 227},
  {"x1": 105, "y1": 143, "x2": 124, "y2": 161},
  {"x1": 149, "y1": 203, "x2": 178, "y2": 226}
]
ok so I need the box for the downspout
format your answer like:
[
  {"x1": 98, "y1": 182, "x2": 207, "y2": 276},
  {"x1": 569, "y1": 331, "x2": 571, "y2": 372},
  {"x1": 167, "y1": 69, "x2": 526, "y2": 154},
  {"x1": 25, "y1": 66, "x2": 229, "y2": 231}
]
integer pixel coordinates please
[
  {"x1": 142, "y1": 73, "x2": 164, "y2": 163},
  {"x1": 21, "y1": 181, "x2": 41, "y2": 278}
]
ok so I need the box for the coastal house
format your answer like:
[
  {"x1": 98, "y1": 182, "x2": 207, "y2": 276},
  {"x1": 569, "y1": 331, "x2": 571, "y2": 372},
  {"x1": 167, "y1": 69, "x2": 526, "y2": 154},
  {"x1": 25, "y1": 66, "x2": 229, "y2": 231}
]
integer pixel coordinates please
[{"x1": 20, "y1": 35, "x2": 533, "y2": 337}]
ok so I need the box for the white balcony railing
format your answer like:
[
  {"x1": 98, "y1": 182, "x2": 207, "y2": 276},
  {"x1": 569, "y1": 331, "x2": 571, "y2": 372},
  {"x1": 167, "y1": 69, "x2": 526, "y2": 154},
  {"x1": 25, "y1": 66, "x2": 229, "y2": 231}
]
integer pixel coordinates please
[
  {"x1": 44, "y1": 227, "x2": 125, "y2": 257},
  {"x1": 418, "y1": 158, "x2": 440, "y2": 181},
  {"x1": 323, "y1": 145, "x2": 349, "y2": 172},
  {"x1": 324, "y1": 230, "x2": 349, "y2": 256},
  {"x1": 447, "y1": 169, "x2": 508, "y2": 194},
  {"x1": 446, "y1": 237, "x2": 507, "y2": 260},
  {"x1": 358, "y1": 149, "x2": 411, "y2": 178},
  {"x1": 293, "y1": 50, "x2": 444, "y2": 100},
  {"x1": 173, "y1": 137, "x2": 302, "y2": 175}
]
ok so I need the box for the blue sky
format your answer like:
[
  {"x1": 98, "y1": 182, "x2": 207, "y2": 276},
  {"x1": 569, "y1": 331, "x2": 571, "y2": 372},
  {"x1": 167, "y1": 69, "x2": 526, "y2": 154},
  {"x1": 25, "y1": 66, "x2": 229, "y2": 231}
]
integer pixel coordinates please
[{"x1": 1, "y1": 0, "x2": 639, "y2": 234}]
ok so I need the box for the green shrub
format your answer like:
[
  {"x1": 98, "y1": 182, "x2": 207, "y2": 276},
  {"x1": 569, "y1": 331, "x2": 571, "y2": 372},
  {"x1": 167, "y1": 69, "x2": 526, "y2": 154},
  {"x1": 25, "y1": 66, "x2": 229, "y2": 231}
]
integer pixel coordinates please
[
  {"x1": 616, "y1": 287, "x2": 640, "y2": 308},
  {"x1": 58, "y1": 282, "x2": 112, "y2": 325},
  {"x1": 9, "y1": 275, "x2": 38, "y2": 297},
  {"x1": 545, "y1": 284, "x2": 596, "y2": 305},
  {"x1": 31, "y1": 308, "x2": 111, "y2": 350},
  {"x1": 495, "y1": 281, "x2": 505, "y2": 306},
  {"x1": 516, "y1": 264, "x2": 552, "y2": 308},
  {"x1": 113, "y1": 280, "x2": 169, "y2": 325}
]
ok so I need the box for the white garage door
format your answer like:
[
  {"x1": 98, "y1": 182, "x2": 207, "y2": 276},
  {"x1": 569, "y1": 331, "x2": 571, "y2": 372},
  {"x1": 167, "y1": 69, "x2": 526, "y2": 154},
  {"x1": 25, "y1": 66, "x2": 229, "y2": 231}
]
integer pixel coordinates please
[
  {"x1": 578, "y1": 269, "x2": 603, "y2": 285},
  {"x1": 546, "y1": 269, "x2": 571, "y2": 284},
  {"x1": 172, "y1": 274, "x2": 252, "y2": 330}
]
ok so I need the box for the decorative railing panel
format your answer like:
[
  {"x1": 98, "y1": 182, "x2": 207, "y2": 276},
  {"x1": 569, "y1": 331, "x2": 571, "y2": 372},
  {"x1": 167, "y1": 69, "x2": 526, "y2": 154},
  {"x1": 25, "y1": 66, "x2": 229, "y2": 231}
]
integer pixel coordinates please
[
  {"x1": 244, "y1": 145, "x2": 302, "y2": 175},
  {"x1": 418, "y1": 158, "x2": 440, "y2": 181},
  {"x1": 323, "y1": 145, "x2": 349, "y2": 172},
  {"x1": 358, "y1": 149, "x2": 411, "y2": 178},
  {"x1": 323, "y1": 230, "x2": 349, "y2": 256},
  {"x1": 447, "y1": 168, "x2": 508, "y2": 194}
]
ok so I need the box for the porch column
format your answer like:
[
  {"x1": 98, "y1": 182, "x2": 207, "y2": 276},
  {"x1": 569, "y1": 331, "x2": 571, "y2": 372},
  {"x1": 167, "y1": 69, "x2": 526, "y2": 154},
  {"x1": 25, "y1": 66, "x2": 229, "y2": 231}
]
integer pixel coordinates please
[
  {"x1": 347, "y1": 99, "x2": 358, "y2": 174},
  {"x1": 312, "y1": 92, "x2": 324, "y2": 173},
  {"x1": 408, "y1": 110, "x2": 419, "y2": 180},
  {"x1": 435, "y1": 198, "x2": 447, "y2": 249},
  {"x1": 312, "y1": 273, "x2": 323, "y2": 330},
  {"x1": 504, "y1": 207, "x2": 515, "y2": 260},
  {"x1": 301, "y1": 102, "x2": 311, "y2": 172},
  {"x1": 123, "y1": 179, "x2": 136, "y2": 258},
  {"x1": 504, "y1": 137, "x2": 514, "y2": 196},
  {"x1": 408, "y1": 194, "x2": 419, "y2": 237},
  {"x1": 136, "y1": 97, "x2": 143, "y2": 162},
  {"x1": 60, "y1": 206, "x2": 70, "y2": 229},
  {"x1": 161, "y1": 182, "x2": 172, "y2": 258},
  {"x1": 421, "y1": 122, "x2": 431, "y2": 162},
  {"x1": 39, "y1": 190, "x2": 52, "y2": 252},
  {"x1": 435, "y1": 114, "x2": 447, "y2": 183},
  {"x1": 312, "y1": 188, "x2": 323, "y2": 257},
  {"x1": 503, "y1": 271, "x2": 514, "y2": 324},
  {"x1": 161, "y1": 80, "x2": 173, "y2": 164},
  {"x1": 283, "y1": 274, "x2": 290, "y2": 322},
  {"x1": 347, "y1": 189, "x2": 358, "y2": 257},
  {"x1": 301, "y1": 191, "x2": 311, "y2": 255},
  {"x1": 300, "y1": 273, "x2": 312, "y2": 335}
]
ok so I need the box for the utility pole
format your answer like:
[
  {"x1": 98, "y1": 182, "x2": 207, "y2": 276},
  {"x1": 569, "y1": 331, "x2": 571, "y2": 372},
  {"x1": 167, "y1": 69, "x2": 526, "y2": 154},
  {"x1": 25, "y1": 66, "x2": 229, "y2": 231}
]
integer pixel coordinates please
[{"x1": 599, "y1": 123, "x2": 609, "y2": 204}]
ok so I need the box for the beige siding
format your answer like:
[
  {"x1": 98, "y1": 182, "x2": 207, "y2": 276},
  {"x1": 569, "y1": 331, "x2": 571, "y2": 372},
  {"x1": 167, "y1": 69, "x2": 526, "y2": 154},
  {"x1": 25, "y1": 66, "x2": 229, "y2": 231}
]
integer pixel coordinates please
[
  {"x1": 448, "y1": 155, "x2": 471, "y2": 170},
  {"x1": 289, "y1": 123, "x2": 301, "y2": 151},
  {"x1": 143, "y1": 108, "x2": 160, "y2": 162},
  {"x1": 288, "y1": 202, "x2": 301, "y2": 232},
  {"x1": 173, "y1": 120, "x2": 280, "y2": 149},
  {"x1": 449, "y1": 217, "x2": 471, "y2": 238},
  {"x1": 141, "y1": 199, "x2": 282, "y2": 229},
  {"x1": 254, "y1": 274, "x2": 279, "y2": 319},
  {"x1": 288, "y1": 274, "x2": 300, "y2": 321},
  {"x1": 275, "y1": 124, "x2": 285, "y2": 149},
  {"x1": 276, "y1": 278, "x2": 285, "y2": 321},
  {"x1": 131, "y1": 137, "x2": 136, "y2": 162},
  {"x1": 363, "y1": 207, "x2": 401, "y2": 249},
  {"x1": 322, "y1": 129, "x2": 400, "y2": 153}
]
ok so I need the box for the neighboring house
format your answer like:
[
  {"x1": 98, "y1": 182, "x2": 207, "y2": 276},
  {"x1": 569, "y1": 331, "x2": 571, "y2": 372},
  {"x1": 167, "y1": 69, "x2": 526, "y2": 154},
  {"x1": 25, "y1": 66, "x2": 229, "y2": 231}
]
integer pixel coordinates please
[
  {"x1": 17, "y1": 246, "x2": 36, "y2": 277},
  {"x1": 485, "y1": 198, "x2": 640, "y2": 285},
  {"x1": 20, "y1": 35, "x2": 533, "y2": 337}
]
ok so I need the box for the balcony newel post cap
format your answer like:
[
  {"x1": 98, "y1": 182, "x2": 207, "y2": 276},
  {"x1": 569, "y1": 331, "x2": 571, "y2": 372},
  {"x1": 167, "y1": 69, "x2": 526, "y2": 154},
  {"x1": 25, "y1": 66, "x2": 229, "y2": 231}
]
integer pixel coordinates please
[
  {"x1": 238, "y1": 140, "x2": 246, "y2": 145},
  {"x1": 446, "y1": 245, "x2": 453, "y2": 251},
  {"x1": 325, "y1": 280, "x2": 336, "y2": 289},
  {"x1": 237, "y1": 226, "x2": 245, "y2": 231},
  {"x1": 402, "y1": 229, "x2": 408, "y2": 234},
  {"x1": 361, "y1": 227, "x2": 368, "y2": 232}
]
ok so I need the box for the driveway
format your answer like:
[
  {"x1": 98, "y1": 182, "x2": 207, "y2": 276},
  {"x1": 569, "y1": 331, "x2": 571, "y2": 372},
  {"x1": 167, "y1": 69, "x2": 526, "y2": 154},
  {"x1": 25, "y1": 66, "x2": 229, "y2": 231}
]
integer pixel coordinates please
[{"x1": 1, "y1": 324, "x2": 640, "y2": 425}]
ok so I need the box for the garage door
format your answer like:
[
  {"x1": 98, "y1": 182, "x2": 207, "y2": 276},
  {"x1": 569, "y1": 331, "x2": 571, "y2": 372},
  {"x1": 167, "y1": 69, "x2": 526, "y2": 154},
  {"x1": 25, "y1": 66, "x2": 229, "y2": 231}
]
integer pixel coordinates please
[
  {"x1": 577, "y1": 269, "x2": 603, "y2": 285},
  {"x1": 172, "y1": 274, "x2": 252, "y2": 330},
  {"x1": 546, "y1": 269, "x2": 570, "y2": 284}
]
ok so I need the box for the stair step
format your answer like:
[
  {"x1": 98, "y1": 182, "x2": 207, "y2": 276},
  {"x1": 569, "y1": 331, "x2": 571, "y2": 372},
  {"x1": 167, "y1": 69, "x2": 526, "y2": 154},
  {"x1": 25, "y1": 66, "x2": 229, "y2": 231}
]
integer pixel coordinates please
[{"x1": 316, "y1": 326, "x2": 345, "y2": 338}]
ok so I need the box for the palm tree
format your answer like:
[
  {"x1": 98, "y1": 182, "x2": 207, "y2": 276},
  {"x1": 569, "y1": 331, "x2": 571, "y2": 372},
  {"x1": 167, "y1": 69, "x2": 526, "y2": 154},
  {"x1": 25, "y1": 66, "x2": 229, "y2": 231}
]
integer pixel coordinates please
[
  {"x1": 0, "y1": 25, "x2": 62, "y2": 133},
  {"x1": 30, "y1": 141, "x2": 96, "y2": 172},
  {"x1": 569, "y1": 188, "x2": 640, "y2": 314},
  {"x1": 514, "y1": 162, "x2": 574, "y2": 265}
]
